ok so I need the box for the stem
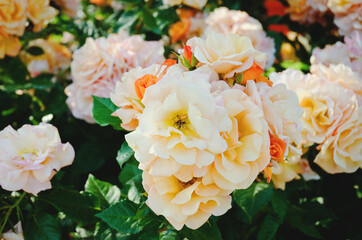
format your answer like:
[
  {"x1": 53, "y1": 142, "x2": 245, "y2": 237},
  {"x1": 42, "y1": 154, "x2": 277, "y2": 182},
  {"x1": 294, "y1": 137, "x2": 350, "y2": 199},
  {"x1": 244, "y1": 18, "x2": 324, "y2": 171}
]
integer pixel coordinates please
[{"x1": 0, "y1": 192, "x2": 26, "y2": 236}]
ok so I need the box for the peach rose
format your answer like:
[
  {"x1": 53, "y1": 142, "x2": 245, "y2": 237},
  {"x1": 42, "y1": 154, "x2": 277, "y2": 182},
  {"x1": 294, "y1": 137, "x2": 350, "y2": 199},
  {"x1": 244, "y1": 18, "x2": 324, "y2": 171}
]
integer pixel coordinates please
[
  {"x1": 0, "y1": 0, "x2": 27, "y2": 36},
  {"x1": 186, "y1": 32, "x2": 266, "y2": 79},
  {"x1": 125, "y1": 66, "x2": 231, "y2": 168},
  {"x1": 0, "y1": 30, "x2": 22, "y2": 59},
  {"x1": 163, "y1": 0, "x2": 207, "y2": 9},
  {"x1": 27, "y1": 0, "x2": 58, "y2": 32},
  {"x1": 270, "y1": 67, "x2": 362, "y2": 174},
  {"x1": 0, "y1": 123, "x2": 75, "y2": 196},
  {"x1": 66, "y1": 31, "x2": 165, "y2": 123},
  {"x1": 270, "y1": 68, "x2": 358, "y2": 145},
  {"x1": 110, "y1": 61, "x2": 176, "y2": 131},
  {"x1": 205, "y1": 82, "x2": 271, "y2": 190},
  {"x1": 314, "y1": 107, "x2": 362, "y2": 173},
  {"x1": 52, "y1": 0, "x2": 81, "y2": 18},
  {"x1": 333, "y1": 3, "x2": 362, "y2": 36},
  {"x1": 143, "y1": 169, "x2": 231, "y2": 230},
  {"x1": 1, "y1": 222, "x2": 24, "y2": 240},
  {"x1": 205, "y1": 7, "x2": 276, "y2": 68},
  {"x1": 21, "y1": 38, "x2": 72, "y2": 77}
]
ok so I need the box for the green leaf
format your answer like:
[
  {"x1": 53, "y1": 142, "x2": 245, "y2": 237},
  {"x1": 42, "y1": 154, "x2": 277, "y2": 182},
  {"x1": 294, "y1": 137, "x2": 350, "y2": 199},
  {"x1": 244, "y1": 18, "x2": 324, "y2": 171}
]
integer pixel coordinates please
[
  {"x1": 271, "y1": 190, "x2": 289, "y2": 221},
  {"x1": 257, "y1": 214, "x2": 280, "y2": 240},
  {"x1": 180, "y1": 219, "x2": 222, "y2": 240},
  {"x1": 24, "y1": 213, "x2": 61, "y2": 240},
  {"x1": 119, "y1": 163, "x2": 142, "y2": 186},
  {"x1": 286, "y1": 205, "x2": 322, "y2": 239},
  {"x1": 96, "y1": 200, "x2": 152, "y2": 234},
  {"x1": 26, "y1": 46, "x2": 44, "y2": 56},
  {"x1": 233, "y1": 182, "x2": 274, "y2": 223},
  {"x1": 94, "y1": 222, "x2": 130, "y2": 240},
  {"x1": 92, "y1": 96, "x2": 123, "y2": 130},
  {"x1": 280, "y1": 60, "x2": 309, "y2": 71},
  {"x1": 116, "y1": 141, "x2": 134, "y2": 169},
  {"x1": 142, "y1": 9, "x2": 160, "y2": 34},
  {"x1": 39, "y1": 188, "x2": 101, "y2": 223},
  {"x1": 159, "y1": 230, "x2": 179, "y2": 240},
  {"x1": 85, "y1": 174, "x2": 121, "y2": 209}
]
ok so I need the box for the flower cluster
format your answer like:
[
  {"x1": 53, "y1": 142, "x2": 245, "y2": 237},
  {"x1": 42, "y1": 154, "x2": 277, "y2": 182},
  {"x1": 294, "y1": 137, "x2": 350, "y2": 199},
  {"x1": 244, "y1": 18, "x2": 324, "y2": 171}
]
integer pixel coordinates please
[
  {"x1": 0, "y1": 0, "x2": 58, "y2": 59},
  {"x1": 270, "y1": 62, "x2": 362, "y2": 174},
  {"x1": 65, "y1": 30, "x2": 165, "y2": 123},
  {"x1": 0, "y1": 123, "x2": 75, "y2": 196},
  {"x1": 168, "y1": 7, "x2": 276, "y2": 68},
  {"x1": 110, "y1": 31, "x2": 305, "y2": 229}
]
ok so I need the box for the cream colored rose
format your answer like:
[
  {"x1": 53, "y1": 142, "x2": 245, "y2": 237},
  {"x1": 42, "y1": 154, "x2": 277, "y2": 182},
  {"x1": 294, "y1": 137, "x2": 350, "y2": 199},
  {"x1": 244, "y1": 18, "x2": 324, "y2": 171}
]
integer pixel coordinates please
[
  {"x1": 21, "y1": 38, "x2": 72, "y2": 77},
  {"x1": 315, "y1": 107, "x2": 362, "y2": 173},
  {"x1": 163, "y1": 0, "x2": 207, "y2": 9},
  {"x1": 125, "y1": 66, "x2": 232, "y2": 168},
  {"x1": 27, "y1": 0, "x2": 58, "y2": 32},
  {"x1": 205, "y1": 7, "x2": 276, "y2": 69},
  {"x1": 66, "y1": 31, "x2": 165, "y2": 123},
  {"x1": 0, "y1": 123, "x2": 75, "y2": 196},
  {"x1": 0, "y1": 0, "x2": 27, "y2": 36},
  {"x1": 311, "y1": 63, "x2": 362, "y2": 99},
  {"x1": 204, "y1": 83, "x2": 271, "y2": 190},
  {"x1": 52, "y1": 0, "x2": 81, "y2": 18},
  {"x1": 186, "y1": 32, "x2": 266, "y2": 79},
  {"x1": 0, "y1": 30, "x2": 22, "y2": 59},
  {"x1": 143, "y1": 169, "x2": 231, "y2": 230},
  {"x1": 1, "y1": 222, "x2": 24, "y2": 240},
  {"x1": 270, "y1": 68, "x2": 358, "y2": 146},
  {"x1": 327, "y1": 0, "x2": 360, "y2": 13},
  {"x1": 311, "y1": 37, "x2": 362, "y2": 79},
  {"x1": 333, "y1": 4, "x2": 362, "y2": 36},
  {"x1": 270, "y1": 67, "x2": 362, "y2": 174}
]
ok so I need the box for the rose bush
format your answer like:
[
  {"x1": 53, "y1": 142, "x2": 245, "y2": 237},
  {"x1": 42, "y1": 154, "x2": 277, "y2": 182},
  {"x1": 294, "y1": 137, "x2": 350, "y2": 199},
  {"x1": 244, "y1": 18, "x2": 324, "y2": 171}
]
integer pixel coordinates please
[{"x1": 0, "y1": 0, "x2": 361, "y2": 240}]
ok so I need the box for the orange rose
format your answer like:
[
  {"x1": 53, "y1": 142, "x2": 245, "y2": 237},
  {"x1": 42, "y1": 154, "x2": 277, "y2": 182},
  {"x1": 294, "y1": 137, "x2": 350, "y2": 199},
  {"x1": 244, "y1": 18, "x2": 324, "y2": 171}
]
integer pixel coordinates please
[
  {"x1": 135, "y1": 74, "x2": 159, "y2": 100},
  {"x1": 134, "y1": 59, "x2": 176, "y2": 100},
  {"x1": 269, "y1": 134, "x2": 287, "y2": 162},
  {"x1": 239, "y1": 63, "x2": 273, "y2": 86}
]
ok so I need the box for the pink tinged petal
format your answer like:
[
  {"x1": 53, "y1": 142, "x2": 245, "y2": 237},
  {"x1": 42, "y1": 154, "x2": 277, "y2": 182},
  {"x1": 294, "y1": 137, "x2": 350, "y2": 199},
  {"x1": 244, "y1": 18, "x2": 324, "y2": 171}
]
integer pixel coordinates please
[
  {"x1": 32, "y1": 165, "x2": 53, "y2": 182},
  {"x1": 22, "y1": 174, "x2": 52, "y2": 196},
  {"x1": 171, "y1": 182, "x2": 201, "y2": 204},
  {"x1": 0, "y1": 169, "x2": 29, "y2": 192},
  {"x1": 184, "y1": 211, "x2": 211, "y2": 230}
]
